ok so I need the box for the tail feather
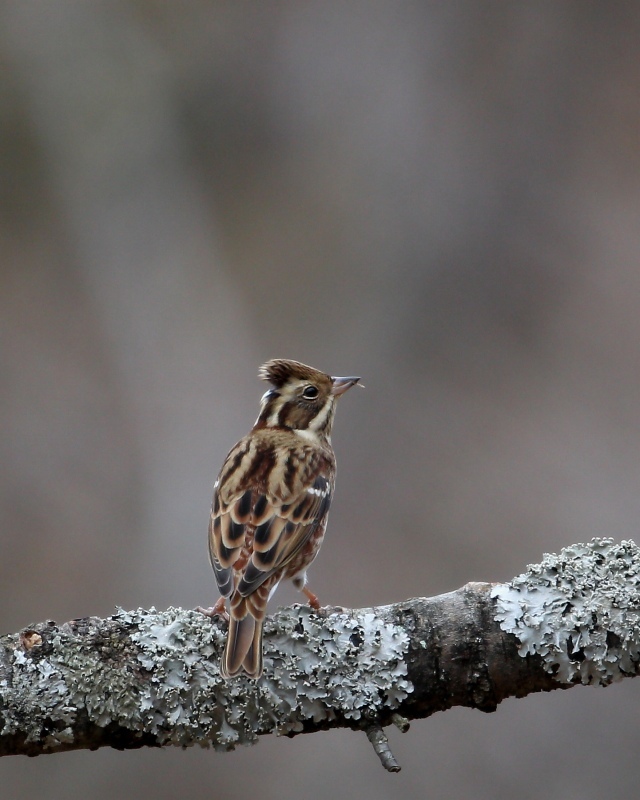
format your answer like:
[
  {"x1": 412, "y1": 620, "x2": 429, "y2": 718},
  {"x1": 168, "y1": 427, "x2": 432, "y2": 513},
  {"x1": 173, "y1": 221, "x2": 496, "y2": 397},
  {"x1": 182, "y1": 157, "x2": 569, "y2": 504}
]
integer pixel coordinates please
[{"x1": 221, "y1": 613, "x2": 264, "y2": 678}]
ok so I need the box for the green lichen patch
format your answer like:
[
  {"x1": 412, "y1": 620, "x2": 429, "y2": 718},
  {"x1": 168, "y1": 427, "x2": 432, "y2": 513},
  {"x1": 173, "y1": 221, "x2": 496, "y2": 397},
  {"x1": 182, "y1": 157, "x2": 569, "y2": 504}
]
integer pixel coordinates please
[
  {"x1": 492, "y1": 538, "x2": 640, "y2": 685},
  {"x1": 261, "y1": 605, "x2": 412, "y2": 734},
  {"x1": 119, "y1": 607, "x2": 228, "y2": 748},
  {"x1": 129, "y1": 605, "x2": 411, "y2": 747},
  {"x1": 1, "y1": 614, "x2": 150, "y2": 748}
]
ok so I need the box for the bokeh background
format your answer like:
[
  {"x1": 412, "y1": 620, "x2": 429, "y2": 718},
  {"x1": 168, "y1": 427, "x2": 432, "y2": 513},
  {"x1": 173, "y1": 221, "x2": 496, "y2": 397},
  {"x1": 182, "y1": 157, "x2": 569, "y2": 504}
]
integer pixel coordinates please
[{"x1": 2, "y1": 3, "x2": 640, "y2": 798}]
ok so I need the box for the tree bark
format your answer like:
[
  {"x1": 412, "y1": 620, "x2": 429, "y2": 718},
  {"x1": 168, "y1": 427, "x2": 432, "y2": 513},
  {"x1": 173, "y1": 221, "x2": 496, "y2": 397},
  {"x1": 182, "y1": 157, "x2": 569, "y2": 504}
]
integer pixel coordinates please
[{"x1": 1, "y1": 538, "x2": 639, "y2": 770}]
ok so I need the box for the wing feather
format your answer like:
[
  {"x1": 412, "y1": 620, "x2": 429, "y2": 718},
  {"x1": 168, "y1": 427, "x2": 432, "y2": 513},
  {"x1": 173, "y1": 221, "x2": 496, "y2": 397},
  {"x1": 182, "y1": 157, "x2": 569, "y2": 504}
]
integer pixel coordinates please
[
  {"x1": 231, "y1": 490, "x2": 253, "y2": 524},
  {"x1": 209, "y1": 453, "x2": 333, "y2": 601},
  {"x1": 236, "y1": 477, "x2": 332, "y2": 597},
  {"x1": 253, "y1": 516, "x2": 287, "y2": 551}
]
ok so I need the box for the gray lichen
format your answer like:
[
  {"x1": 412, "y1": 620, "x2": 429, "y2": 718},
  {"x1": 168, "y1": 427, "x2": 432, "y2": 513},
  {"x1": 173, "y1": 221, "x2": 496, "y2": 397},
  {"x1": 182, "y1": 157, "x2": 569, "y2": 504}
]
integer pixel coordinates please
[
  {"x1": 492, "y1": 538, "x2": 640, "y2": 685},
  {"x1": 0, "y1": 604, "x2": 411, "y2": 753}
]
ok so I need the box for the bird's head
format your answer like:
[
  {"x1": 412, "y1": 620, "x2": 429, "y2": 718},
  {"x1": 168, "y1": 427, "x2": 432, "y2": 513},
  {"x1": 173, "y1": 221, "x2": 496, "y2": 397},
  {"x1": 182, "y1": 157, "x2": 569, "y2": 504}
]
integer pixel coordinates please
[{"x1": 255, "y1": 359, "x2": 360, "y2": 441}]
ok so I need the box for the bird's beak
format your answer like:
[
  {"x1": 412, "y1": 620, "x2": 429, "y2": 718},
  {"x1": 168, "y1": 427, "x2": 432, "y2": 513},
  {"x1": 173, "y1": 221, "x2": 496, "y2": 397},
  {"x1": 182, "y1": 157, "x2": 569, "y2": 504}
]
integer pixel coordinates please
[{"x1": 331, "y1": 375, "x2": 361, "y2": 396}]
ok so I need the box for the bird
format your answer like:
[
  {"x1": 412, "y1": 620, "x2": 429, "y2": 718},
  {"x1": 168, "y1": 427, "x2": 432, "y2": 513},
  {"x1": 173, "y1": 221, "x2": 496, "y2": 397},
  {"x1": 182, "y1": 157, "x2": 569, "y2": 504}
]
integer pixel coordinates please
[{"x1": 206, "y1": 358, "x2": 360, "y2": 679}]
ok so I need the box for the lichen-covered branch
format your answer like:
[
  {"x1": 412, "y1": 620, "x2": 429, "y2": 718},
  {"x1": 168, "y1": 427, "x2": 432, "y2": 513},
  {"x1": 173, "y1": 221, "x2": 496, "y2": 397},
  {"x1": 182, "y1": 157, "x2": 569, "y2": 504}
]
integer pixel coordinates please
[{"x1": 1, "y1": 538, "x2": 640, "y2": 764}]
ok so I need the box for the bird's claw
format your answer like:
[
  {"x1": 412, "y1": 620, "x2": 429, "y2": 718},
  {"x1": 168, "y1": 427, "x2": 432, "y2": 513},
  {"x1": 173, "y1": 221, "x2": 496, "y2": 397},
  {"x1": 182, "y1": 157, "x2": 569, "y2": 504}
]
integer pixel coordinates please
[{"x1": 196, "y1": 598, "x2": 229, "y2": 623}]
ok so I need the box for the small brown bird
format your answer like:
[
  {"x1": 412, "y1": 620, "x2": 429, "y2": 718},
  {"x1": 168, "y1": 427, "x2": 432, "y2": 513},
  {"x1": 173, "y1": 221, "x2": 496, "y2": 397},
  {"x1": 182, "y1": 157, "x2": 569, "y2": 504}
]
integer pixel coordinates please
[{"x1": 207, "y1": 359, "x2": 360, "y2": 679}]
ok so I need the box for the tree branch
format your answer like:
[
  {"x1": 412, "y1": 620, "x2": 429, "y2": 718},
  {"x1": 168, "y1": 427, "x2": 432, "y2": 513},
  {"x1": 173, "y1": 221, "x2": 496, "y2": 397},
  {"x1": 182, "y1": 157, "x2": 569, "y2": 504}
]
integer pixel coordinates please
[{"x1": 2, "y1": 538, "x2": 639, "y2": 771}]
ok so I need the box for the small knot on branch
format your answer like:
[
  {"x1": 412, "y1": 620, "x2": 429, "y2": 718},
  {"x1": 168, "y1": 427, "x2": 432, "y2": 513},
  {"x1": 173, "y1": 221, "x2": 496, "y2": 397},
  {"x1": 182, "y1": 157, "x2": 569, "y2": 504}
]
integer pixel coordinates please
[{"x1": 391, "y1": 713, "x2": 410, "y2": 733}]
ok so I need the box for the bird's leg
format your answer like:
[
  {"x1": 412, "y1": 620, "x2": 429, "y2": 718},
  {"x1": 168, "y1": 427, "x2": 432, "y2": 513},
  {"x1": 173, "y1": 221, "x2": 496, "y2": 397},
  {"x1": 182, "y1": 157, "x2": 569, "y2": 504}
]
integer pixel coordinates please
[
  {"x1": 299, "y1": 586, "x2": 344, "y2": 616},
  {"x1": 293, "y1": 575, "x2": 323, "y2": 610},
  {"x1": 196, "y1": 595, "x2": 229, "y2": 622},
  {"x1": 301, "y1": 585, "x2": 321, "y2": 610}
]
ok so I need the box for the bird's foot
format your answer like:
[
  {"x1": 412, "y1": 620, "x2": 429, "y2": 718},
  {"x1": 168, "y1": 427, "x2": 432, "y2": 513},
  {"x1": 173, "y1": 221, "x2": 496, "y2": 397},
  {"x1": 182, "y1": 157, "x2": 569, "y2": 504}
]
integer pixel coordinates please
[
  {"x1": 196, "y1": 596, "x2": 229, "y2": 623},
  {"x1": 296, "y1": 586, "x2": 345, "y2": 618}
]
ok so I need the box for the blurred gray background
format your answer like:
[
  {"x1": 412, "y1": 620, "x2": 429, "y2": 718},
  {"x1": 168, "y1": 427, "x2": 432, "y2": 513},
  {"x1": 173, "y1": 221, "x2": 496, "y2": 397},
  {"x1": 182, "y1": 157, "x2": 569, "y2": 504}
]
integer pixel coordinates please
[{"x1": 2, "y1": 2, "x2": 640, "y2": 798}]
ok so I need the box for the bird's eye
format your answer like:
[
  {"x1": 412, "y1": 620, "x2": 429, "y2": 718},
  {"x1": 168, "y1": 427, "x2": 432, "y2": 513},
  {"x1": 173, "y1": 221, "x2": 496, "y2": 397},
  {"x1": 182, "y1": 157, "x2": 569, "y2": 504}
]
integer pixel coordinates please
[{"x1": 302, "y1": 385, "x2": 319, "y2": 400}]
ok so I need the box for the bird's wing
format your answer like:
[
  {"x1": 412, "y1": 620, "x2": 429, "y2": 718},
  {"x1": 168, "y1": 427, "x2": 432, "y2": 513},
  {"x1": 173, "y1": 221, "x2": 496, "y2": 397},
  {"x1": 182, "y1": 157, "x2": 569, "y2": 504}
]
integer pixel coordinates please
[{"x1": 208, "y1": 471, "x2": 332, "y2": 600}]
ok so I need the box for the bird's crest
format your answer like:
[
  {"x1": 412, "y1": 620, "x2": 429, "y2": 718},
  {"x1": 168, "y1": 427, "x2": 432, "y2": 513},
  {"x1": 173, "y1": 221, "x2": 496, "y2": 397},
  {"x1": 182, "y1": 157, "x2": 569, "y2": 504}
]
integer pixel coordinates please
[{"x1": 258, "y1": 359, "x2": 328, "y2": 388}]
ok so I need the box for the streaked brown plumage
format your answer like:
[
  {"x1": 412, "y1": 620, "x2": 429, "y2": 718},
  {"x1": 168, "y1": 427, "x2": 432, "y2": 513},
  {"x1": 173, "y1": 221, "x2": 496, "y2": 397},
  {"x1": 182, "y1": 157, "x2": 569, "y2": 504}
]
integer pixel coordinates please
[{"x1": 208, "y1": 359, "x2": 360, "y2": 678}]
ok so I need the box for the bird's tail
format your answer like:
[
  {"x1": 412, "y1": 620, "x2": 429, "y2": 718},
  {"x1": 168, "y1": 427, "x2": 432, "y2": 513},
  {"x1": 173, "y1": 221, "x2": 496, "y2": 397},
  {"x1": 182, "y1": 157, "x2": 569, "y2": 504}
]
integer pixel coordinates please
[{"x1": 221, "y1": 610, "x2": 263, "y2": 679}]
